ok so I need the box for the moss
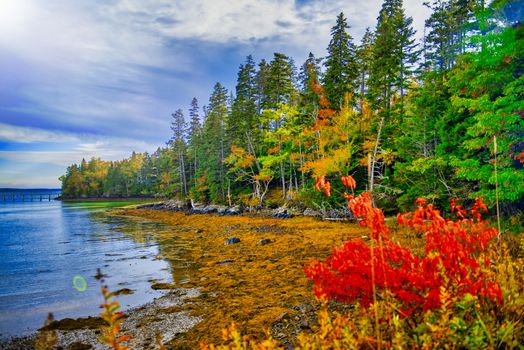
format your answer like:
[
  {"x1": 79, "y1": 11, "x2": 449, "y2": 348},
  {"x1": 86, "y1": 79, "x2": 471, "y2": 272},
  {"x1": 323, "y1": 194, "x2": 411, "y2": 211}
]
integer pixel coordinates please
[
  {"x1": 114, "y1": 288, "x2": 135, "y2": 295},
  {"x1": 40, "y1": 316, "x2": 105, "y2": 331},
  {"x1": 150, "y1": 283, "x2": 178, "y2": 290},
  {"x1": 117, "y1": 209, "x2": 369, "y2": 348},
  {"x1": 67, "y1": 342, "x2": 92, "y2": 350}
]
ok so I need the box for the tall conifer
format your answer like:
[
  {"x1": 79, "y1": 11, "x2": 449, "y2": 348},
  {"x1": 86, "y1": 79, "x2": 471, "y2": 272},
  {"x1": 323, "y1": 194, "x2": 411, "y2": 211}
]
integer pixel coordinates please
[{"x1": 323, "y1": 12, "x2": 358, "y2": 110}]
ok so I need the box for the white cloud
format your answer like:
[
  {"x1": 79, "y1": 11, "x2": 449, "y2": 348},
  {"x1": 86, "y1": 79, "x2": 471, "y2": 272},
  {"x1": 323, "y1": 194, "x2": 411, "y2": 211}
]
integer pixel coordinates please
[{"x1": 0, "y1": 122, "x2": 79, "y2": 143}]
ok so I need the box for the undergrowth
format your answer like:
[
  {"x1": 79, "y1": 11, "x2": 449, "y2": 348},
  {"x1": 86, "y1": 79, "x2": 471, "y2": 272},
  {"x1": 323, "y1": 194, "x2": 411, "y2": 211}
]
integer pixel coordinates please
[{"x1": 203, "y1": 177, "x2": 523, "y2": 349}]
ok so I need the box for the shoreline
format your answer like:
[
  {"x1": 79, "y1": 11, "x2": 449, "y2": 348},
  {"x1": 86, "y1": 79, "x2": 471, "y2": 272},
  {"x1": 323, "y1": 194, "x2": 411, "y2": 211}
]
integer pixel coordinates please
[
  {"x1": 111, "y1": 207, "x2": 369, "y2": 348},
  {"x1": 0, "y1": 288, "x2": 202, "y2": 350},
  {"x1": 1, "y1": 205, "x2": 366, "y2": 349},
  {"x1": 58, "y1": 197, "x2": 165, "y2": 203}
]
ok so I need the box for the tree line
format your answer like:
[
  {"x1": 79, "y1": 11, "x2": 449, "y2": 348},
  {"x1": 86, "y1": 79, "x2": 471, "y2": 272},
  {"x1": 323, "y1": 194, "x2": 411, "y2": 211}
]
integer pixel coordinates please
[{"x1": 60, "y1": 0, "x2": 523, "y2": 215}]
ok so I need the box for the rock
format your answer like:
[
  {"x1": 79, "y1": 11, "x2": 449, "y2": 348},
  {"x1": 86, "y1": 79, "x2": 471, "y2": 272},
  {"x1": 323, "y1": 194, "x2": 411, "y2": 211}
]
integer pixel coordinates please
[
  {"x1": 194, "y1": 235, "x2": 203, "y2": 239},
  {"x1": 303, "y1": 208, "x2": 321, "y2": 217},
  {"x1": 257, "y1": 238, "x2": 272, "y2": 246},
  {"x1": 273, "y1": 208, "x2": 294, "y2": 219},
  {"x1": 276, "y1": 313, "x2": 291, "y2": 322},
  {"x1": 40, "y1": 316, "x2": 105, "y2": 331},
  {"x1": 220, "y1": 205, "x2": 242, "y2": 216},
  {"x1": 225, "y1": 237, "x2": 241, "y2": 245},
  {"x1": 115, "y1": 288, "x2": 135, "y2": 295},
  {"x1": 68, "y1": 342, "x2": 93, "y2": 350},
  {"x1": 215, "y1": 259, "x2": 234, "y2": 266},
  {"x1": 151, "y1": 283, "x2": 178, "y2": 290},
  {"x1": 163, "y1": 200, "x2": 189, "y2": 211},
  {"x1": 189, "y1": 205, "x2": 219, "y2": 214},
  {"x1": 135, "y1": 203, "x2": 155, "y2": 209},
  {"x1": 300, "y1": 319, "x2": 311, "y2": 330}
]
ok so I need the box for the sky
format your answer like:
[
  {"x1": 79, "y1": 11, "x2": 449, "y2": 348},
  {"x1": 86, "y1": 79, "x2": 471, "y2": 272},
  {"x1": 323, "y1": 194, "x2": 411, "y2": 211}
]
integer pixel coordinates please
[{"x1": 0, "y1": 0, "x2": 431, "y2": 188}]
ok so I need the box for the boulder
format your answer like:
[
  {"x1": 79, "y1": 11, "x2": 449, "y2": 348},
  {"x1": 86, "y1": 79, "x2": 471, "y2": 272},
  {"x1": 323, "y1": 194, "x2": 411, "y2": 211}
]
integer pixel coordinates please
[
  {"x1": 225, "y1": 237, "x2": 241, "y2": 245},
  {"x1": 257, "y1": 238, "x2": 272, "y2": 246},
  {"x1": 273, "y1": 208, "x2": 294, "y2": 219}
]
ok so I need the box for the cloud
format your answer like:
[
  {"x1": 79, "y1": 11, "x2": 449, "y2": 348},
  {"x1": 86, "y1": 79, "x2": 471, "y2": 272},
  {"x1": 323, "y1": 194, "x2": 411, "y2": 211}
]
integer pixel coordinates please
[
  {"x1": 0, "y1": 122, "x2": 80, "y2": 143},
  {"x1": 0, "y1": 0, "x2": 432, "y2": 188}
]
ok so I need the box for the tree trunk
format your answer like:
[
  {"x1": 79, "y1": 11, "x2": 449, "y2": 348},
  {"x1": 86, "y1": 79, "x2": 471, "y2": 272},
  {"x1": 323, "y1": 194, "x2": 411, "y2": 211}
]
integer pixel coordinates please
[{"x1": 370, "y1": 117, "x2": 385, "y2": 207}]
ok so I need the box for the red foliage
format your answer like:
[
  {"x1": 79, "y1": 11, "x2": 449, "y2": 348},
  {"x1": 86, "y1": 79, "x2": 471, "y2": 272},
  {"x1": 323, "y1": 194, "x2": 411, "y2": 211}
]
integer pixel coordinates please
[
  {"x1": 305, "y1": 181, "x2": 502, "y2": 312},
  {"x1": 314, "y1": 176, "x2": 331, "y2": 197},
  {"x1": 310, "y1": 82, "x2": 335, "y2": 122},
  {"x1": 341, "y1": 175, "x2": 356, "y2": 190}
]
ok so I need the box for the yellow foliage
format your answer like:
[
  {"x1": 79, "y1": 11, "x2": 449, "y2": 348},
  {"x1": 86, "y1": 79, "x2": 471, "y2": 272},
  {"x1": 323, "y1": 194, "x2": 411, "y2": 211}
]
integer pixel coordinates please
[{"x1": 34, "y1": 313, "x2": 58, "y2": 350}]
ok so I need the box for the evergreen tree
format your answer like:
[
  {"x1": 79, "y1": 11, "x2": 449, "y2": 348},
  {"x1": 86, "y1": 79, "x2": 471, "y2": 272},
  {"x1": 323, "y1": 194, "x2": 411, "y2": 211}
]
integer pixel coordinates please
[
  {"x1": 369, "y1": 0, "x2": 419, "y2": 109},
  {"x1": 228, "y1": 55, "x2": 259, "y2": 147},
  {"x1": 199, "y1": 82, "x2": 229, "y2": 202},
  {"x1": 367, "y1": 0, "x2": 420, "y2": 203},
  {"x1": 299, "y1": 52, "x2": 322, "y2": 117},
  {"x1": 170, "y1": 109, "x2": 188, "y2": 196},
  {"x1": 187, "y1": 97, "x2": 202, "y2": 188},
  {"x1": 323, "y1": 12, "x2": 359, "y2": 110},
  {"x1": 356, "y1": 28, "x2": 375, "y2": 108},
  {"x1": 255, "y1": 59, "x2": 271, "y2": 112},
  {"x1": 423, "y1": 0, "x2": 480, "y2": 71},
  {"x1": 266, "y1": 52, "x2": 296, "y2": 110}
]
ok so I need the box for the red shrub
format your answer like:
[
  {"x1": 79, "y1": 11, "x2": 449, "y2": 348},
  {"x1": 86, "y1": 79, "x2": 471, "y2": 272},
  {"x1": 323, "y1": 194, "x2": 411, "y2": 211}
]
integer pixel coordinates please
[{"x1": 305, "y1": 182, "x2": 502, "y2": 312}]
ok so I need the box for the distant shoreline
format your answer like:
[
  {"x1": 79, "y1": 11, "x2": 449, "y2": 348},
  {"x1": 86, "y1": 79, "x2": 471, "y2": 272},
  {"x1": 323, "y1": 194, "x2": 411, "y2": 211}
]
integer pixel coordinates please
[{"x1": 58, "y1": 196, "x2": 164, "y2": 202}]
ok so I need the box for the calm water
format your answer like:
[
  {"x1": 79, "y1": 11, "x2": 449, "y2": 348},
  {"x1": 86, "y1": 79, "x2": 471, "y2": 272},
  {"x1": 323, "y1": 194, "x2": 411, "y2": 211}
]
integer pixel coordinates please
[{"x1": 0, "y1": 190, "x2": 177, "y2": 339}]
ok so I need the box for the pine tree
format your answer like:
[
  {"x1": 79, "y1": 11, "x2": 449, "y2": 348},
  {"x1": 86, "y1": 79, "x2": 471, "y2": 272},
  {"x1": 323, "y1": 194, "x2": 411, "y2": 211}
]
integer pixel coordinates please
[
  {"x1": 170, "y1": 109, "x2": 188, "y2": 196},
  {"x1": 266, "y1": 52, "x2": 296, "y2": 110},
  {"x1": 187, "y1": 97, "x2": 202, "y2": 188},
  {"x1": 228, "y1": 55, "x2": 259, "y2": 147},
  {"x1": 299, "y1": 52, "x2": 322, "y2": 118},
  {"x1": 367, "y1": 0, "x2": 420, "y2": 204},
  {"x1": 255, "y1": 59, "x2": 271, "y2": 113},
  {"x1": 200, "y1": 82, "x2": 229, "y2": 202},
  {"x1": 423, "y1": 0, "x2": 479, "y2": 71},
  {"x1": 356, "y1": 28, "x2": 375, "y2": 109},
  {"x1": 323, "y1": 12, "x2": 359, "y2": 110}
]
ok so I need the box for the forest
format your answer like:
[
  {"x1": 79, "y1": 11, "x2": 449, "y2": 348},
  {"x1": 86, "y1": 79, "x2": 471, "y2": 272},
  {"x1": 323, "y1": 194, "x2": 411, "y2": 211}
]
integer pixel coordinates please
[{"x1": 59, "y1": 0, "x2": 523, "y2": 218}]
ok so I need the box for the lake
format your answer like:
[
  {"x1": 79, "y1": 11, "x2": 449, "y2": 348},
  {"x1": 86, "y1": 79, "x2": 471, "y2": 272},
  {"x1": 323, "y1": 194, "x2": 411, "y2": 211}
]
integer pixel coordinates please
[{"x1": 0, "y1": 190, "x2": 177, "y2": 339}]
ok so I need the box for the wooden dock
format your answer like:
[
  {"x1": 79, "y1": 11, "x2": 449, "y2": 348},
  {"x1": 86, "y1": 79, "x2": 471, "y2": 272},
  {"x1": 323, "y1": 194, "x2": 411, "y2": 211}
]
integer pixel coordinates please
[{"x1": 2, "y1": 193, "x2": 61, "y2": 202}]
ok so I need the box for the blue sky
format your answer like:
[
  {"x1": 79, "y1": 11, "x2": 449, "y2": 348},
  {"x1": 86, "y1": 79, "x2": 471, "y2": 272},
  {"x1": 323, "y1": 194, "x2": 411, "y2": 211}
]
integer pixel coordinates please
[{"x1": 0, "y1": 0, "x2": 430, "y2": 188}]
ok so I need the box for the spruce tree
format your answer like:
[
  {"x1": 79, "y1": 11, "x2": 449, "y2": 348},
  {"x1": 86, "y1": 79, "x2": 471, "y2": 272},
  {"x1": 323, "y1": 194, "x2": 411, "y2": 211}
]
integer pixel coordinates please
[
  {"x1": 228, "y1": 55, "x2": 258, "y2": 147},
  {"x1": 200, "y1": 83, "x2": 229, "y2": 202},
  {"x1": 170, "y1": 108, "x2": 188, "y2": 196},
  {"x1": 323, "y1": 12, "x2": 358, "y2": 110},
  {"x1": 266, "y1": 52, "x2": 296, "y2": 110},
  {"x1": 367, "y1": 0, "x2": 419, "y2": 204},
  {"x1": 187, "y1": 97, "x2": 202, "y2": 188},
  {"x1": 255, "y1": 59, "x2": 271, "y2": 112},
  {"x1": 299, "y1": 52, "x2": 322, "y2": 117},
  {"x1": 356, "y1": 28, "x2": 375, "y2": 108},
  {"x1": 368, "y1": 0, "x2": 419, "y2": 110}
]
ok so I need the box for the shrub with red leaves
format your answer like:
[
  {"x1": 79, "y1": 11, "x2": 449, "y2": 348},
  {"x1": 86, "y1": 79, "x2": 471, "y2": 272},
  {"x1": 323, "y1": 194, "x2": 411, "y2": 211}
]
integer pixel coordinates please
[{"x1": 305, "y1": 178, "x2": 502, "y2": 313}]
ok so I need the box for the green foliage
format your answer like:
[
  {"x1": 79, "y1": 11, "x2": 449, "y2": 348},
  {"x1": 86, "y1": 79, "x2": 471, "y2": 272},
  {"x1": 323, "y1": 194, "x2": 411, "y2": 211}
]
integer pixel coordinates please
[
  {"x1": 323, "y1": 12, "x2": 358, "y2": 109},
  {"x1": 59, "y1": 2, "x2": 522, "y2": 218}
]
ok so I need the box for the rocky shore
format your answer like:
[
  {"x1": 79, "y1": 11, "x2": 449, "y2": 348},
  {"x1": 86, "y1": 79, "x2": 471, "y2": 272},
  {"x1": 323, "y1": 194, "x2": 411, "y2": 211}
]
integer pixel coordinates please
[
  {"x1": 0, "y1": 288, "x2": 201, "y2": 350},
  {"x1": 135, "y1": 199, "x2": 353, "y2": 220},
  {"x1": 1, "y1": 202, "x2": 359, "y2": 349}
]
